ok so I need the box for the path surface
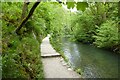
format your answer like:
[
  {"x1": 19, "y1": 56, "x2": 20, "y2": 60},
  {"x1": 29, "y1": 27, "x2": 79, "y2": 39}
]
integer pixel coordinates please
[{"x1": 41, "y1": 35, "x2": 80, "y2": 78}]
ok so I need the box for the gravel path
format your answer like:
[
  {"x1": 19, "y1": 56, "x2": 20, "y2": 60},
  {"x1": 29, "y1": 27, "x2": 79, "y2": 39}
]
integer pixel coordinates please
[{"x1": 41, "y1": 35, "x2": 80, "y2": 78}]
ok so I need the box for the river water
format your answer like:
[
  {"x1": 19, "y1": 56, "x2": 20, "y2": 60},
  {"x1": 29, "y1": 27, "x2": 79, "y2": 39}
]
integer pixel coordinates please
[{"x1": 61, "y1": 37, "x2": 119, "y2": 78}]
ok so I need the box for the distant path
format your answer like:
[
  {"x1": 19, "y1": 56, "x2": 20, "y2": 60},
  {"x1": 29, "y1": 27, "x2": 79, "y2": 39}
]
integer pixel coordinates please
[{"x1": 41, "y1": 35, "x2": 80, "y2": 78}]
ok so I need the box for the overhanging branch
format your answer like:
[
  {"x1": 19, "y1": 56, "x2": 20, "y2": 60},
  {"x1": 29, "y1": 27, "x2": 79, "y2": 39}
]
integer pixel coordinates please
[{"x1": 15, "y1": 0, "x2": 41, "y2": 35}]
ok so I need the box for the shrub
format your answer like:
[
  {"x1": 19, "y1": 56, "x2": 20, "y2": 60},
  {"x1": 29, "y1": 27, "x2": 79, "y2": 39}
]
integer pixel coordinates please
[
  {"x1": 73, "y1": 14, "x2": 96, "y2": 43},
  {"x1": 93, "y1": 20, "x2": 118, "y2": 49}
]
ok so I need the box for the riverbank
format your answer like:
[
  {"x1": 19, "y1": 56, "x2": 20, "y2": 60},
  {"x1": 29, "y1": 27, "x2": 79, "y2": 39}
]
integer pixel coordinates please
[{"x1": 50, "y1": 36, "x2": 83, "y2": 75}]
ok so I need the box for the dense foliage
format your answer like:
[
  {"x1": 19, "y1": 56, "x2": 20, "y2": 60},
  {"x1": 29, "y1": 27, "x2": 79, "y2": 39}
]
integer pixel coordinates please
[
  {"x1": 93, "y1": 20, "x2": 118, "y2": 49},
  {"x1": 2, "y1": 2, "x2": 48, "y2": 79},
  {"x1": 72, "y1": 14, "x2": 96, "y2": 43}
]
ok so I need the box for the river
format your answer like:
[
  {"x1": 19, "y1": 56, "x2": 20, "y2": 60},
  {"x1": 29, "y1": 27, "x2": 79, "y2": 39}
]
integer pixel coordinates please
[{"x1": 61, "y1": 37, "x2": 119, "y2": 78}]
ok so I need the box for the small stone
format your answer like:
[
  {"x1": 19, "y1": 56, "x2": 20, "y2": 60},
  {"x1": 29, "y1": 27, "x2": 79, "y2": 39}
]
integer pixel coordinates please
[
  {"x1": 68, "y1": 68, "x2": 72, "y2": 71},
  {"x1": 63, "y1": 63, "x2": 67, "y2": 66},
  {"x1": 60, "y1": 58, "x2": 63, "y2": 62}
]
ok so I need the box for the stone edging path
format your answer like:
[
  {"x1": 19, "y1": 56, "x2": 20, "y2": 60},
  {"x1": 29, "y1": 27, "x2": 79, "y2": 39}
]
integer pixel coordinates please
[{"x1": 41, "y1": 35, "x2": 80, "y2": 78}]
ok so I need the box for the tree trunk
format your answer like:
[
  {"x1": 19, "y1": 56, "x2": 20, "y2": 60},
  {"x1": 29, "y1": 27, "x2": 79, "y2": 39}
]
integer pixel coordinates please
[{"x1": 15, "y1": 0, "x2": 41, "y2": 35}]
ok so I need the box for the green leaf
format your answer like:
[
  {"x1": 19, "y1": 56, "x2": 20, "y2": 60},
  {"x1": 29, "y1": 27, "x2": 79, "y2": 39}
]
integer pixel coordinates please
[
  {"x1": 76, "y1": 2, "x2": 88, "y2": 11},
  {"x1": 66, "y1": 2, "x2": 76, "y2": 9}
]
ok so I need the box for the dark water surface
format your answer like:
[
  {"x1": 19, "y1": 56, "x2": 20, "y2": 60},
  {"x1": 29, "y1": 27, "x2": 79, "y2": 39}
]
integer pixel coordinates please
[{"x1": 62, "y1": 38, "x2": 119, "y2": 78}]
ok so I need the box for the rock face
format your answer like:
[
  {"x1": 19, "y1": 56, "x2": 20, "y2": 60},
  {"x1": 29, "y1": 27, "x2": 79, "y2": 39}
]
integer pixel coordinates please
[{"x1": 41, "y1": 36, "x2": 80, "y2": 78}]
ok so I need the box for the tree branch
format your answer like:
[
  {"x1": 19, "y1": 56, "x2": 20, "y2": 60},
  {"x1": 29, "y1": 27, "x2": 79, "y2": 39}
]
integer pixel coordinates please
[
  {"x1": 15, "y1": 0, "x2": 41, "y2": 35},
  {"x1": 21, "y1": 0, "x2": 30, "y2": 20}
]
